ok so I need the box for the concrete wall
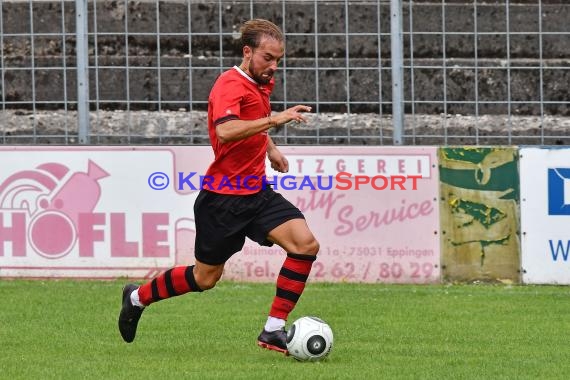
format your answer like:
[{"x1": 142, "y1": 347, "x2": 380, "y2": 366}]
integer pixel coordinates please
[{"x1": 1, "y1": 1, "x2": 569, "y2": 115}]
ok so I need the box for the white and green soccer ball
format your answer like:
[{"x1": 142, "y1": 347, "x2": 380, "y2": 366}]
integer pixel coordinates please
[{"x1": 286, "y1": 316, "x2": 334, "y2": 361}]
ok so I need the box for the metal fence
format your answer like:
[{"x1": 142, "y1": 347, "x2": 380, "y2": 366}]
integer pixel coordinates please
[{"x1": 0, "y1": 0, "x2": 569, "y2": 145}]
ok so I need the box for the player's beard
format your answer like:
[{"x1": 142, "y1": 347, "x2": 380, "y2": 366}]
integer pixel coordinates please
[{"x1": 249, "y1": 61, "x2": 274, "y2": 85}]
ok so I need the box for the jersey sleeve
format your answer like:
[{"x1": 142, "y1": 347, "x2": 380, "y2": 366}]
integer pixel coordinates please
[{"x1": 210, "y1": 75, "x2": 243, "y2": 126}]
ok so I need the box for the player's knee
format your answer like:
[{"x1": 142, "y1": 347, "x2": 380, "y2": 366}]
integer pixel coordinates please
[
  {"x1": 308, "y1": 239, "x2": 320, "y2": 255},
  {"x1": 194, "y1": 272, "x2": 221, "y2": 291},
  {"x1": 195, "y1": 276, "x2": 218, "y2": 291},
  {"x1": 299, "y1": 238, "x2": 320, "y2": 256}
]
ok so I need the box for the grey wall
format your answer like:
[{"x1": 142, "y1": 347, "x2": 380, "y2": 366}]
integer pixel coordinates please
[{"x1": 1, "y1": 1, "x2": 569, "y2": 115}]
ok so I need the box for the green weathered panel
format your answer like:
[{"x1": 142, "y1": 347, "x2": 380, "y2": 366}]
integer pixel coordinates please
[{"x1": 439, "y1": 147, "x2": 521, "y2": 283}]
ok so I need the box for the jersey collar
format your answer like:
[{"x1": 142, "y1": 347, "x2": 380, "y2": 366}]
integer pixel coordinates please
[{"x1": 233, "y1": 65, "x2": 258, "y2": 85}]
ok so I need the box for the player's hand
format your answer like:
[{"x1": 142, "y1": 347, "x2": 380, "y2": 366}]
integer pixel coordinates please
[
  {"x1": 274, "y1": 105, "x2": 312, "y2": 125},
  {"x1": 268, "y1": 147, "x2": 289, "y2": 173}
]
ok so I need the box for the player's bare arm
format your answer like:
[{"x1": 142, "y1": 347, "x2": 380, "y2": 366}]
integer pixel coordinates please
[
  {"x1": 216, "y1": 104, "x2": 312, "y2": 143},
  {"x1": 267, "y1": 137, "x2": 289, "y2": 173}
]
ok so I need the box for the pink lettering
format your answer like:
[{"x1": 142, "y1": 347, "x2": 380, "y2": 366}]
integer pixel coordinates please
[
  {"x1": 245, "y1": 261, "x2": 270, "y2": 277},
  {"x1": 295, "y1": 191, "x2": 345, "y2": 219},
  {"x1": 407, "y1": 202, "x2": 419, "y2": 217},
  {"x1": 0, "y1": 211, "x2": 176, "y2": 259},
  {"x1": 0, "y1": 212, "x2": 26, "y2": 256},
  {"x1": 335, "y1": 205, "x2": 355, "y2": 235},
  {"x1": 354, "y1": 213, "x2": 369, "y2": 230},
  {"x1": 334, "y1": 200, "x2": 434, "y2": 236},
  {"x1": 377, "y1": 160, "x2": 386, "y2": 173},
  {"x1": 142, "y1": 213, "x2": 169, "y2": 257},
  {"x1": 111, "y1": 213, "x2": 138, "y2": 257},
  {"x1": 398, "y1": 159, "x2": 405, "y2": 173},
  {"x1": 419, "y1": 200, "x2": 433, "y2": 216},
  {"x1": 316, "y1": 159, "x2": 324, "y2": 174},
  {"x1": 78, "y1": 213, "x2": 105, "y2": 257}
]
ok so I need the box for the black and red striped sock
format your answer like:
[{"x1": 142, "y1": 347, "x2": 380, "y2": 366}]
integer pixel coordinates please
[
  {"x1": 138, "y1": 265, "x2": 202, "y2": 306},
  {"x1": 269, "y1": 253, "x2": 316, "y2": 320}
]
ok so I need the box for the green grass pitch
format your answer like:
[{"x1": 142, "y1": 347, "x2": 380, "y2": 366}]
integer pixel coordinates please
[{"x1": 1, "y1": 280, "x2": 570, "y2": 379}]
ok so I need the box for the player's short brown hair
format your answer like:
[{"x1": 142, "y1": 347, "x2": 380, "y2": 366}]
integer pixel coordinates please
[{"x1": 240, "y1": 19, "x2": 284, "y2": 49}]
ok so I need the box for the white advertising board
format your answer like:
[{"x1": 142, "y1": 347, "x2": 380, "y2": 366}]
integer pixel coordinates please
[
  {"x1": 520, "y1": 147, "x2": 570, "y2": 284},
  {"x1": 0, "y1": 146, "x2": 440, "y2": 283},
  {"x1": 0, "y1": 146, "x2": 208, "y2": 279}
]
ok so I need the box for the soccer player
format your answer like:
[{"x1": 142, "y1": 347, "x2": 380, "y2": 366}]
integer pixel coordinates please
[{"x1": 118, "y1": 19, "x2": 319, "y2": 355}]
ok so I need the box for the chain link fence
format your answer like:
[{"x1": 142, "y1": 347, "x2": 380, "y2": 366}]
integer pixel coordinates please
[{"x1": 1, "y1": 0, "x2": 569, "y2": 145}]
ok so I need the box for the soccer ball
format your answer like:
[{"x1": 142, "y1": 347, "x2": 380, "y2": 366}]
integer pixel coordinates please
[{"x1": 286, "y1": 316, "x2": 333, "y2": 361}]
